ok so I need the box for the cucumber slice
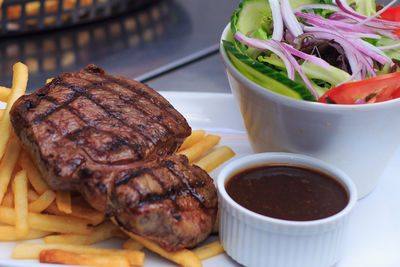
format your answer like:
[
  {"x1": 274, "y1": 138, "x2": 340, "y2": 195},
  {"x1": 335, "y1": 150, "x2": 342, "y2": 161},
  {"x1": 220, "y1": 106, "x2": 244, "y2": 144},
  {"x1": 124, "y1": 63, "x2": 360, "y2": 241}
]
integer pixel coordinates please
[
  {"x1": 231, "y1": 0, "x2": 271, "y2": 38},
  {"x1": 223, "y1": 40, "x2": 316, "y2": 101},
  {"x1": 231, "y1": 0, "x2": 272, "y2": 59}
]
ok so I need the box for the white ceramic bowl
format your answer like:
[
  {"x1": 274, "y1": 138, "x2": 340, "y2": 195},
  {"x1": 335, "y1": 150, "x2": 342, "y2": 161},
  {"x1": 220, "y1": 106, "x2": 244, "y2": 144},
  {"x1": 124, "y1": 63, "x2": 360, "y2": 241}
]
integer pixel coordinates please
[
  {"x1": 220, "y1": 24, "x2": 400, "y2": 199},
  {"x1": 217, "y1": 152, "x2": 357, "y2": 267}
]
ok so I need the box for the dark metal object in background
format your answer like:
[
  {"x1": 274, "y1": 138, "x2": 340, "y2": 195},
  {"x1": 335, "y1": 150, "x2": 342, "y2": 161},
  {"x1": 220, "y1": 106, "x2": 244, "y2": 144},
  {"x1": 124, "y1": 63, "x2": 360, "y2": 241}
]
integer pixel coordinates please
[
  {"x1": 0, "y1": 0, "x2": 236, "y2": 92},
  {"x1": 0, "y1": 0, "x2": 158, "y2": 36}
]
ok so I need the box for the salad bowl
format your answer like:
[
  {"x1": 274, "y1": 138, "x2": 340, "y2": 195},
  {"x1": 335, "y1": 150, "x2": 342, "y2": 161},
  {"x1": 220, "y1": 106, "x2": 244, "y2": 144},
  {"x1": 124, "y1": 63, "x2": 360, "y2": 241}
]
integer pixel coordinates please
[{"x1": 220, "y1": 23, "x2": 400, "y2": 198}]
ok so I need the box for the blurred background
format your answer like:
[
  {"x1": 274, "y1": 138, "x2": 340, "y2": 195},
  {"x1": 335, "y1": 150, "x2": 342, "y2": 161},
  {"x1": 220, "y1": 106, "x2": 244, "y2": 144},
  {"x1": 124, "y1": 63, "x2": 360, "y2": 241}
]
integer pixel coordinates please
[
  {"x1": 0, "y1": 0, "x2": 236, "y2": 92},
  {"x1": 0, "y1": 0, "x2": 394, "y2": 93}
]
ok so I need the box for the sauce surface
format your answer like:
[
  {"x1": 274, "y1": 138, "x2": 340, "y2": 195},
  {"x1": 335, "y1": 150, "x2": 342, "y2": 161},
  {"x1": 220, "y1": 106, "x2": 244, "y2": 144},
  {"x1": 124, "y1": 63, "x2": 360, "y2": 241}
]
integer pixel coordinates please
[{"x1": 226, "y1": 165, "x2": 349, "y2": 221}]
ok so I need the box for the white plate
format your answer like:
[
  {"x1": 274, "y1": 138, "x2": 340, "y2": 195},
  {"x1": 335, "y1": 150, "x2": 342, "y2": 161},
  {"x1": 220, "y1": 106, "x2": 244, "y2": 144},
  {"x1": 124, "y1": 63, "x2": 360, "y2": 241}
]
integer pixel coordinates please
[{"x1": 1, "y1": 92, "x2": 400, "y2": 267}]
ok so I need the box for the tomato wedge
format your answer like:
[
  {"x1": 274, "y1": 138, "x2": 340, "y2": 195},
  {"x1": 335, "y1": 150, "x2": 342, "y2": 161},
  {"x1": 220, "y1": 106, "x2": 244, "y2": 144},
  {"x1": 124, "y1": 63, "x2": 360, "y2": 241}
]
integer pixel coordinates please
[
  {"x1": 318, "y1": 72, "x2": 400, "y2": 104},
  {"x1": 380, "y1": 6, "x2": 400, "y2": 38}
]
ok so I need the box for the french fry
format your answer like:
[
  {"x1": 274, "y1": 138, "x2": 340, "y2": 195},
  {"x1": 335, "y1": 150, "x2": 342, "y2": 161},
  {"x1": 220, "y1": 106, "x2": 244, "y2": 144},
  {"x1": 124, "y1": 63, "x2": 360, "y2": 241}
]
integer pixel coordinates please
[
  {"x1": 123, "y1": 238, "x2": 144, "y2": 251},
  {"x1": 2, "y1": 191, "x2": 14, "y2": 208},
  {"x1": 0, "y1": 62, "x2": 28, "y2": 160},
  {"x1": 112, "y1": 228, "x2": 129, "y2": 240},
  {"x1": 46, "y1": 198, "x2": 105, "y2": 226},
  {"x1": 56, "y1": 191, "x2": 72, "y2": 214},
  {"x1": 28, "y1": 189, "x2": 56, "y2": 213},
  {"x1": 27, "y1": 188, "x2": 39, "y2": 202},
  {"x1": 126, "y1": 231, "x2": 202, "y2": 267},
  {"x1": 46, "y1": 78, "x2": 54, "y2": 84},
  {"x1": 0, "y1": 86, "x2": 11, "y2": 102},
  {"x1": 192, "y1": 240, "x2": 224, "y2": 260},
  {"x1": 0, "y1": 109, "x2": 4, "y2": 120},
  {"x1": 12, "y1": 243, "x2": 145, "y2": 266},
  {"x1": 194, "y1": 146, "x2": 236, "y2": 173},
  {"x1": 0, "y1": 138, "x2": 21, "y2": 203},
  {"x1": 14, "y1": 170, "x2": 29, "y2": 237},
  {"x1": 19, "y1": 151, "x2": 51, "y2": 194},
  {"x1": 0, "y1": 226, "x2": 50, "y2": 241},
  {"x1": 0, "y1": 206, "x2": 92, "y2": 235},
  {"x1": 178, "y1": 130, "x2": 206, "y2": 152},
  {"x1": 44, "y1": 221, "x2": 117, "y2": 245},
  {"x1": 39, "y1": 249, "x2": 130, "y2": 267},
  {"x1": 178, "y1": 134, "x2": 221, "y2": 163}
]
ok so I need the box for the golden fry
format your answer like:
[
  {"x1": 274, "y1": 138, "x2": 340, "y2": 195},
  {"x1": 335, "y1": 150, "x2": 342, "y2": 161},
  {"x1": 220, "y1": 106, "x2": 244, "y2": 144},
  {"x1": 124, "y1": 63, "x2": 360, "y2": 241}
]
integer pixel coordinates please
[
  {"x1": 12, "y1": 243, "x2": 145, "y2": 266},
  {"x1": 194, "y1": 145, "x2": 236, "y2": 173},
  {"x1": 126, "y1": 231, "x2": 202, "y2": 267},
  {"x1": 14, "y1": 170, "x2": 29, "y2": 237},
  {"x1": 2, "y1": 191, "x2": 14, "y2": 208},
  {"x1": 192, "y1": 240, "x2": 224, "y2": 260},
  {"x1": 56, "y1": 191, "x2": 72, "y2": 214},
  {"x1": 0, "y1": 86, "x2": 11, "y2": 102},
  {"x1": 0, "y1": 225, "x2": 50, "y2": 241},
  {"x1": 27, "y1": 188, "x2": 39, "y2": 202},
  {"x1": 46, "y1": 78, "x2": 54, "y2": 84},
  {"x1": 46, "y1": 198, "x2": 105, "y2": 226},
  {"x1": 39, "y1": 249, "x2": 130, "y2": 267},
  {"x1": 111, "y1": 228, "x2": 129, "y2": 240},
  {"x1": 28, "y1": 189, "x2": 56, "y2": 213},
  {"x1": 123, "y1": 238, "x2": 144, "y2": 251},
  {"x1": 0, "y1": 109, "x2": 4, "y2": 120},
  {"x1": 44, "y1": 221, "x2": 117, "y2": 245},
  {"x1": 19, "y1": 151, "x2": 50, "y2": 194},
  {"x1": 0, "y1": 62, "x2": 28, "y2": 160},
  {"x1": 178, "y1": 134, "x2": 221, "y2": 163},
  {"x1": 0, "y1": 206, "x2": 92, "y2": 235},
  {"x1": 178, "y1": 130, "x2": 206, "y2": 152},
  {"x1": 0, "y1": 138, "x2": 21, "y2": 203}
]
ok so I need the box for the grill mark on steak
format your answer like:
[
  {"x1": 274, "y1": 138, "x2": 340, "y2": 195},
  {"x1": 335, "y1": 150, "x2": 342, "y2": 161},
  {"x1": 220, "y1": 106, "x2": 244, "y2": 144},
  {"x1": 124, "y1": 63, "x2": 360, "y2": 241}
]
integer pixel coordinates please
[
  {"x1": 72, "y1": 72, "x2": 182, "y2": 143},
  {"x1": 113, "y1": 159, "x2": 207, "y2": 210},
  {"x1": 65, "y1": 83, "x2": 159, "y2": 145},
  {"x1": 30, "y1": 71, "x2": 185, "y2": 147},
  {"x1": 163, "y1": 160, "x2": 206, "y2": 206},
  {"x1": 115, "y1": 170, "x2": 146, "y2": 186},
  {"x1": 37, "y1": 86, "x2": 151, "y2": 162},
  {"x1": 74, "y1": 69, "x2": 179, "y2": 121},
  {"x1": 37, "y1": 97, "x2": 144, "y2": 165},
  {"x1": 98, "y1": 72, "x2": 184, "y2": 123},
  {"x1": 30, "y1": 81, "x2": 162, "y2": 148}
]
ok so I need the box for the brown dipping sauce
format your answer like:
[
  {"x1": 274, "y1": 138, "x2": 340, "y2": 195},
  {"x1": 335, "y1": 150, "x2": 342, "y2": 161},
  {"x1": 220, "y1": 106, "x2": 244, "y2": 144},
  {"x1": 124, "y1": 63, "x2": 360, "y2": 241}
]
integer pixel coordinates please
[{"x1": 226, "y1": 164, "x2": 349, "y2": 221}]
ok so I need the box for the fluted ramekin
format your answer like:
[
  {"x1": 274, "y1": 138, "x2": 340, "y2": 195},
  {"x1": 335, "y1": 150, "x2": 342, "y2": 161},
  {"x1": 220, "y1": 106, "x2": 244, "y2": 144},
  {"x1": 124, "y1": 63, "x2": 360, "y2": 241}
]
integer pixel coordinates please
[{"x1": 217, "y1": 152, "x2": 357, "y2": 267}]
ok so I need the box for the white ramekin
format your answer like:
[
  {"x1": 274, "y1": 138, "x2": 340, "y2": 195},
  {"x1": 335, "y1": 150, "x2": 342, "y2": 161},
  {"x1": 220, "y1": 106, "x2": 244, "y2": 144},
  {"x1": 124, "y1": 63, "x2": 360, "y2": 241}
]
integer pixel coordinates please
[{"x1": 217, "y1": 152, "x2": 357, "y2": 267}]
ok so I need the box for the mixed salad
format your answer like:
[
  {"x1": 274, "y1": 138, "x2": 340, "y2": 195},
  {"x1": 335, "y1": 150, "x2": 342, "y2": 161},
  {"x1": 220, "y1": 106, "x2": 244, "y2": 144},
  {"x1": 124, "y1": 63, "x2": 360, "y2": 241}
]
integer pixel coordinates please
[{"x1": 223, "y1": 0, "x2": 400, "y2": 104}]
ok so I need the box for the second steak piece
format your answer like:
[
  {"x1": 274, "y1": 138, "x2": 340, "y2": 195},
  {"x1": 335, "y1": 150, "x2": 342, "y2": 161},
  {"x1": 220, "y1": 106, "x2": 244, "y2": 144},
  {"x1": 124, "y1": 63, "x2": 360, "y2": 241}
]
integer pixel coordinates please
[{"x1": 109, "y1": 154, "x2": 218, "y2": 251}]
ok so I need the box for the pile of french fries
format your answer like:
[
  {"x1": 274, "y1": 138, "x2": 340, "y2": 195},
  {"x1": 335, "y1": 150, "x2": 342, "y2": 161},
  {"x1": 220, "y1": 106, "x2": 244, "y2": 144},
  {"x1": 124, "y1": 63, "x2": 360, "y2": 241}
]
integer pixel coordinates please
[{"x1": 0, "y1": 62, "x2": 235, "y2": 267}]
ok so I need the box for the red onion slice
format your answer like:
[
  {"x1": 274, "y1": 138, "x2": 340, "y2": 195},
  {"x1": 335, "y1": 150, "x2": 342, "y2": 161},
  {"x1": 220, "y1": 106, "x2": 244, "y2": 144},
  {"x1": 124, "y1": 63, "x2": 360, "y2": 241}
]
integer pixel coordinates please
[
  {"x1": 270, "y1": 0, "x2": 284, "y2": 41},
  {"x1": 281, "y1": 0, "x2": 303, "y2": 37},
  {"x1": 378, "y1": 42, "x2": 400, "y2": 50},
  {"x1": 234, "y1": 32, "x2": 295, "y2": 79},
  {"x1": 280, "y1": 42, "x2": 331, "y2": 71},
  {"x1": 294, "y1": 4, "x2": 341, "y2": 13},
  {"x1": 335, "y1": 0, "x2": 400, "y2": 27},
  {"x1": 270, "y1": 40, "x2": 318, "y2": 98},
  {"x1": 296, "y1": 12, "x2": 375, "y2": 33}
]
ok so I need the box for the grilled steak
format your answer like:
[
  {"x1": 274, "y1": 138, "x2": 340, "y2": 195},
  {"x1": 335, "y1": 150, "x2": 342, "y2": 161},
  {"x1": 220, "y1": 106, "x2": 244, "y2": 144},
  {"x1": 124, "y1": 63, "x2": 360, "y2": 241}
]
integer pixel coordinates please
[
  {"x1": 110, "y1": 154, "x2": 218, "y2": 250},
  {"x1": 10, "y1": 65, "x2": 218, "y2": 251}
]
